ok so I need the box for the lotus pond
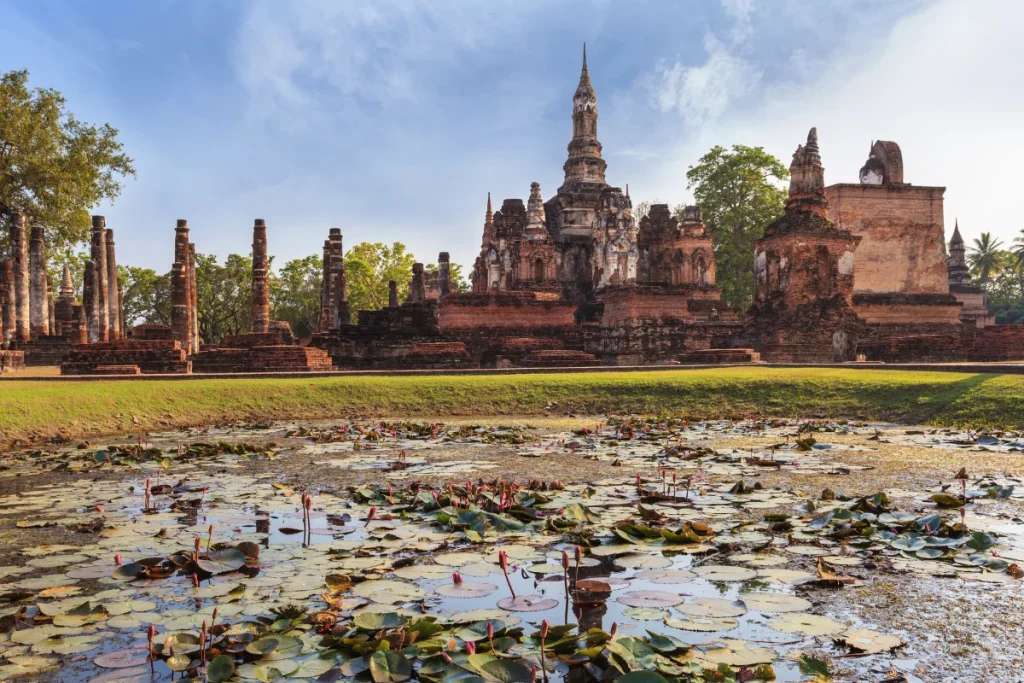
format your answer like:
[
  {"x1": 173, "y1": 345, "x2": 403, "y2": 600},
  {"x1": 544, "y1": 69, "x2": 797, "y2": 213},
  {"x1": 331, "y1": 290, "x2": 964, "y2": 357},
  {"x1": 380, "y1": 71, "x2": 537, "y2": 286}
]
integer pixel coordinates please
[{"x1": 1, "y1": 417, "x2": 1023, "y2": 683}]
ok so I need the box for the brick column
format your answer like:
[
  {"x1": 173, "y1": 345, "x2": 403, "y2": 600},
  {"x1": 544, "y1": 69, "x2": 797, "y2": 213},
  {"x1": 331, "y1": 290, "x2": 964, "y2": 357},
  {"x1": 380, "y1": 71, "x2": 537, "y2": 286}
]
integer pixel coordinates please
[
  {"x1": 29, "y1": 225, "x2": 49, "y2": 337},
  {"x1": 319, "y1": 239, "x2": 331, "y2": 331},
  {"x1": 47, "y1": 275, "x2": 55, "y2": 334},
  {"x1": 9, "y1": 212, "x2": 31, "y2": 342},
  {"x1": 105, "y1": 229, "x2": 120, "y2": 340},
  {"x1": 84, "y1": 259, "x2": 100, "y2": 343},
  {"x1": 189, "y1": 242, "x2": 198, "y2": 351},
  {"x1": 408, "y1": 263, "x2": 426, "y2": 304},
  {"x1": 90, "y1": 216, "x2": 109, "y2": 341},
  {"x1": 438, "y1": 252, "x2": 451, "y2": 299},
  {"x1": 329, "y1": 229, "x2": 345, "y2": 326},
  {"x1": 388, "y1": 280, "x2": 398, "y2": 309},
  {"x1": 118, "y1": 278, "x2": 126, "y2": 337},
  {"x1": 171, "y1": 220, "x2": 191, "y2": 352},
  {"x1": 251, "y1": 219, "x2": 270, "y2": 333},
  {"x1": 0, "y1": 259, "x2": 11, "y2": 346}
]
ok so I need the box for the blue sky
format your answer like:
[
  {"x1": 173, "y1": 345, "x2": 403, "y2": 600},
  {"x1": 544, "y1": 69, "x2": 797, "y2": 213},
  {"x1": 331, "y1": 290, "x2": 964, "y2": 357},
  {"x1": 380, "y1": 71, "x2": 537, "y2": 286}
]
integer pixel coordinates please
[{"x1": 2, "y1": 0, "x2": 1022, "y2": 273}]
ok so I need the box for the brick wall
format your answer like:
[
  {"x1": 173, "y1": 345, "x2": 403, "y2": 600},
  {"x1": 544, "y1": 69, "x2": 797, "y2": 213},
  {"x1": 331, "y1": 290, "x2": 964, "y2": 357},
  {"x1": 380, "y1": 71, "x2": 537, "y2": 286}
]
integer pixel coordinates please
[
  {"x1": 438, "y1": 292, "x2": 576, "y2": 330},
  {"x1": 826, "y1": 183, "x2": 948, "y2": 295}
]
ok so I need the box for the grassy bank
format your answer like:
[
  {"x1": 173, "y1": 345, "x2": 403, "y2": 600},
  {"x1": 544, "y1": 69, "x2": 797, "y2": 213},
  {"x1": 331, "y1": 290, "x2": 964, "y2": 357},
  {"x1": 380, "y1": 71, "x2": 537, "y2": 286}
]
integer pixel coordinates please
[{"x1": 1, "y1": 367, "x2": 1022, "y2": 446}]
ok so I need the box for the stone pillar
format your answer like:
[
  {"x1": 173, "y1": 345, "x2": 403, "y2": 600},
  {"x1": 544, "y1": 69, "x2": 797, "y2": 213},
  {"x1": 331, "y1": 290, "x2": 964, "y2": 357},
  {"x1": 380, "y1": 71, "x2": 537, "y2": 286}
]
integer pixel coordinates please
[
  {"x1": 72, "y1": 304, "x2": 87, "y2": 344},
  {"x1": 105, "y1": 229, "x2": 120, "y2": 341},
  {"x1": 118, "y1": 278, "x2": 126, "y2": 336},
  {"x1": 408, "y1": 263, "x2": 426, "y2": 304},
  {"x1": 189, "y1": 243, "x2": 198, "y2": 351},
  {"x1": 328, "y1": 229, "x2": 346, "y2": 327},
  {"x1": 0, "y1": 259, "x2": 12, "y2": 346},
  {"x1": 29, "y1": 225, "x2": 49, "y2": 337},
  {"x1": 90, "y1": 216, "x2": 109, "y2": 341},
  {"x1": 319, "y1": 239, "x2": 331, "y2": 331},
  {"x1": 84, "y1": 259, "x2": 100, "y2": 343},
  {"x1": 0, "y1": 260, "x2": 13, "y2": 345},
  {"x1": 47, "y1": 275, "x2": 55, "y2": 335},
  {"x1": 251, "y1": 219, "x2": 270, "y2": 333},
  {"x1": 388, "y1": 280, "x2": 398, "y2": 309},
  {"x1": 438, "y1": 252, "x2": 451, "y2": 299},
  {"x1": 172, "y1": 220, "x2": 191, "y2": 352},
  {"x1": 9, "y1": 212, "x2": 31, "y2": 342}
]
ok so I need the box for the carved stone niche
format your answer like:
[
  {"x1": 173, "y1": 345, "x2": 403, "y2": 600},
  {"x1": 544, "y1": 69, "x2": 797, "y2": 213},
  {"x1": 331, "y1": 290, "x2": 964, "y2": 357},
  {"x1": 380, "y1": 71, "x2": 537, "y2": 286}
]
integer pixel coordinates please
[{"x1": 859, "y1": 140, "x2": 904, "y2": 186}]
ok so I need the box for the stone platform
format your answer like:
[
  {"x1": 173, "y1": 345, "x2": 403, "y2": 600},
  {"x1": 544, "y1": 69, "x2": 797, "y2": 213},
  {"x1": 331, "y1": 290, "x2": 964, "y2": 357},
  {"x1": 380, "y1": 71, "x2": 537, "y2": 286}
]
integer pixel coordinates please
[
  {"x1": 60, "y1": 340, "x2": 191, "y2": 375},
  {"x1": 677, "y1": 349, "x2": 762, "y2": 364},
  {"x1": 190, "y1": 345, "x2": 334, "y2": 373}
]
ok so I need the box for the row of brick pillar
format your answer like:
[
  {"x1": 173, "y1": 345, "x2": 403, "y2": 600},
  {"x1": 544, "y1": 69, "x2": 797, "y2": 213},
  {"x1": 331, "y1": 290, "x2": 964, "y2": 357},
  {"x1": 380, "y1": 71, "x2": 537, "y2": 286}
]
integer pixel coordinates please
[
  {"x1": 319, "y1": 228, "x2": 348, "y2": 330},
  {"x1": 171, "y1": 220, "x2": 199, "y2": 354},
  {"x1": 2, "y1": 211, "x2": 120, "y2": 347}
]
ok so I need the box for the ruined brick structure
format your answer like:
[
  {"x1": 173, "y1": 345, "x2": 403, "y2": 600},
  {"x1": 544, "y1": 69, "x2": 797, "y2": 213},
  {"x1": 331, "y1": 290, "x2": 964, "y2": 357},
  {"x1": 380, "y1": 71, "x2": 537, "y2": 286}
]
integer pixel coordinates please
[
  {"x1": 105, "y1": 228, "x2": 121, "y2": 340},
  {"x1": 29, "y1": 225, "x2": 49, "y2": 337},
  {"x1": 746, "y1": 128, "x2": 864, "y2": 362},
  {"x1": 317, "y1": 229, "x2": 348, "y2": 330},
  {"x1": 0, "y1": 259, "x2": 14, "y2": 346}
]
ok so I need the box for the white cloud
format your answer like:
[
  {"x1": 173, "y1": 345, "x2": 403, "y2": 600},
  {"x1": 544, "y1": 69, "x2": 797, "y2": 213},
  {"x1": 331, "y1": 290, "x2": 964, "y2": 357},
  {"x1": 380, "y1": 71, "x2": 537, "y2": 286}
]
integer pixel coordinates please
[
  {"x1": 647, "y1": 34, "x2": 760, "y2": 126},
  {"x1": 232, "y1": 0, "x2": 517, "y2": 123},
  {"x1": 633, "y1": 0, "x2": 1024, "y2": 249},
  {"x1": 720, "y1": 0, "x2": 755, "y2": 43}
]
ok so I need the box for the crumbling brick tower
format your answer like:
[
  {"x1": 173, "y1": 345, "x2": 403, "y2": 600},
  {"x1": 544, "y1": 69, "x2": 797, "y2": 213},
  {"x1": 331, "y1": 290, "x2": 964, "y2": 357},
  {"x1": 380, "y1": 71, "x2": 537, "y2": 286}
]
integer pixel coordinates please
[
  {"x1": 171, "y1": 220, "x2": 197, "y2": 354},
  {"x1": 90, "y1": 216, "x2": 109, "y2": 341},
  {"x1": 318, "y1": 228, "x2": 347, "y2": 330},
  {"x1": 0, "y1": 259, "x2": 15, "y2": 346},
  {"x1": 105, "y1": 228, "x2": 121, "y2": 340},
  {"x1": 746, "y1": 128, "x2": 863, "y2": 362},
  {"x1": 28, "y1": 225, "x2": 49, "y2": 337},
  {"x1": 251, "y1": 219, "x2": 270, "y2": 333},
  {"x1": 9, "y1": 211, "x2": 31, "y2": 343}
]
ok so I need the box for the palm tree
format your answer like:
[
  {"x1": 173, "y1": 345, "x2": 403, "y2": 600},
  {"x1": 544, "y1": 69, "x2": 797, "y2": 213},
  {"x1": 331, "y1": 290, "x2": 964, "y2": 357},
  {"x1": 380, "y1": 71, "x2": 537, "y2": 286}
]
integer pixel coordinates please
[
  {"x1": 1012, "y1": 228, "x2": 1024, "y2": 272},
  {"x1": 968, "y1": 232, "x2": 1004, "y2": 284}
]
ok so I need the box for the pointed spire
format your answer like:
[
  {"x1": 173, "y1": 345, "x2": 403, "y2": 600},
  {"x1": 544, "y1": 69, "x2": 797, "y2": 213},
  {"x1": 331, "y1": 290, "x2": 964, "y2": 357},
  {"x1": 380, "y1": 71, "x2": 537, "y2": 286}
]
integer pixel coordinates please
[
  {"x1": 582, "y1": 43, "x2": 588, "y2": 79},
  {"x1": 805, "y1": 127, "x2": 820, "y2": 162},
  {"x1": 485, "y1": 192, "x2": 494, "y2": 228},
  {"x1": 61, "y1": 264, "x2": 73, "y2": 293},
  {"x1": 951, "y1": 218, "x2": 963, "y2": 244},
  {"x1": 625, "y1": 184, "x2": 630, "y2": 198}
]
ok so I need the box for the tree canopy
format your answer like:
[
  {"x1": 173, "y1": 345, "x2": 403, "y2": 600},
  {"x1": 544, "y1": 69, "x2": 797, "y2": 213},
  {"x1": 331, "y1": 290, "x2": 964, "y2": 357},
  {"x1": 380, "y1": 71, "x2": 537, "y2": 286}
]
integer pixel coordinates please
[
  {"x1": 270, "y1": 254, "x2": 322, "y2": 337},
  {"x1": 968, "y1": 232, "x2": 1005, "y2": 284},
  {"x1": 424, "y1": 261, "x2": 470, "y2": 294},
  {"x1": 685, "y1": 144, "x2": 788, "y2": 312},
  {"x1": 0, "y1": 69, "x2": 135, "y2": 258},
  {"x1": 344, "y1": 242, "x2": 417, "y2": 321}
]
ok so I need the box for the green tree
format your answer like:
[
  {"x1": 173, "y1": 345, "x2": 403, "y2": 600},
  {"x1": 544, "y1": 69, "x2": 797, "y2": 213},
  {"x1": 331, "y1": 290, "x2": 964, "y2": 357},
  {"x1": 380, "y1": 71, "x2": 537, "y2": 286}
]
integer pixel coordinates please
[
  {"x1": 0, "y1": 69, "x2": 135, "y2": 257},
  {"x1": 967, "y1": 232, "x2": 1005, "y2": 284},
  {"x1": 1012, "y1": 228, "x2": 1024, "y2": 272},
  {"x1": 685, "y1": 144, "x2": 788, "y2": 312},
  {"x1": 119, "y1": 265, "x2": 170, "y2": 328},
  {"x1": 981, "y1": 254, "x2": 1024, "y2": 324},
  {"x1": 344, "y1": 242, "x2": 416, "y2": 321},
  {"x1": 270, "y1": 254, "x2": 323, "y2": 337},
  {"x1": 424, "y1": 261, "x2": 470, "y2": 293},
  {"x1": 195, "y1": 253, "x2": 252, "y2": 344}
]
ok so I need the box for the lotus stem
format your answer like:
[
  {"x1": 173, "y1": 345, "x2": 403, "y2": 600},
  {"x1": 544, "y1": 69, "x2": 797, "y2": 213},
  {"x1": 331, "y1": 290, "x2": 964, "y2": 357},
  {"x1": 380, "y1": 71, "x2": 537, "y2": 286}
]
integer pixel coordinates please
[
  {"x1": 574, "y1": 546, "x2": 582, "y2": 586},
  {"x1": 206, "y1": 524, "x2": 214, "y2": 553},
  {"x1": 499, "y1": 550, "x2": 516, "y2": 599},
  {"x1": 539, "y1": 620, "x2": 549, "y2": 683}
]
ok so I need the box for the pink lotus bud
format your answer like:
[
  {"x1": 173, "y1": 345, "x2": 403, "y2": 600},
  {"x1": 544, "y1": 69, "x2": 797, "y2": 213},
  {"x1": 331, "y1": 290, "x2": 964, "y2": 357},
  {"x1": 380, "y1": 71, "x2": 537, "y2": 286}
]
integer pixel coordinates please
[
  {"x1": 440, "y1": 652, "x2": 453, "y2": 664},
  {"x1": 194, "y1": 536, "x2": 201, "y2": 552},
  {"x1": 498, "y1": 550, "x2": 508, "y2": 570},
  {"x1": 561, "y1": 550, "x2": 569, "y2": 570},
  {"x1": 367, "y1": 507, "x2": 376, "y2": 521},
  {"x1": 487, "y1": 622, "x2": 494, "y2": 640},
  {"x1": 465, "y1": 641, "x2": 476, "y2": 655},
  {"x1": 453, "y1": 572, "x2": 463, "y2": 585},
  {"x1": 212, "y1": 607, "x2": 218, "y2": 624},
  {"x1": 145, "y1": 478, "x2": 151, "y2": 490},
  {"x1": 95, "y1": 505, "x2": 104, "y2": 513},
  {"x1": 114, "y1": 554, "x2": 122, "y2": 565},
  {"x1": 304, "y1": 495, "x2": 312, "y2": 511},
  {"x1": 148, "y1": 625, "x2": 156, "y2": 642},
  {"x1": 192, "y1": 573, "x2": 199, "y2": 587},
  {"x1": 540, "y1": 620, "x2": 549, "y2": 639},
  {"x1": 610, "y1": 622, "x2": 617, "y2": 636},
  {"x1": 575, "y1": 546, "x2": 582, "y2": 563}
]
